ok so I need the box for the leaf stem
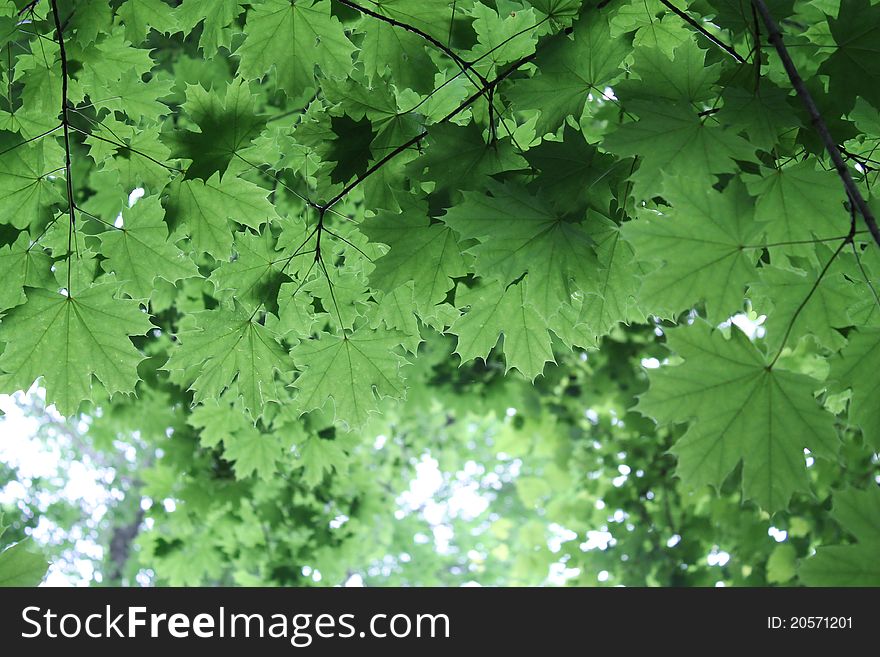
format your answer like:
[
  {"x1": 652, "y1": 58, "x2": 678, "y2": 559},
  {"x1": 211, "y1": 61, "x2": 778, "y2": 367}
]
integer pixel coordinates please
[
  {"x1": 766, "y1": 222, "x2": 855, "y2": 369},
  {"x1": 0, "y1": 124, "x2": 62, "y2": 157}
]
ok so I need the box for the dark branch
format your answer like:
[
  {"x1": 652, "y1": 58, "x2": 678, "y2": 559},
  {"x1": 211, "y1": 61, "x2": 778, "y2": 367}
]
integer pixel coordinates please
[
  {"x1": 751, "y1": 0, "x2": 880, "y2": 249},
  {"x1": 658, "y1": 0, "x2": 746, "y2": 64},
  {"x1": 17, "y1": 0, "x2": 41, "y2": 16},
  {"x1": 337, "y1": 0, "x2": 487, "y2": 85},
  {"x1": 49, "y1": 0, "x2": 76, "y2": 293},
  {"x1": 322, "y1": 51, "x2": 537, "y2": 212},
  {"x1": 338, "y1": 0, "x2": 504, "y2": 150},
  {"x1": 751, "y1": 2, "x2": 761, "y2": 91},
  {"x1": 67, "y1": 124, "x2": 184, "y2": 173},
  {"x1": 839, "y1": 145, "x2": 879, "y2": 171}
]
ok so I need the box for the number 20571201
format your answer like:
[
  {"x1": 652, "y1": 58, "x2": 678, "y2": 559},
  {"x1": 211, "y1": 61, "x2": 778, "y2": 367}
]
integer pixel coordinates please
[{"x1": 768, "y1": 616, "x2": 852, "y2": 630}]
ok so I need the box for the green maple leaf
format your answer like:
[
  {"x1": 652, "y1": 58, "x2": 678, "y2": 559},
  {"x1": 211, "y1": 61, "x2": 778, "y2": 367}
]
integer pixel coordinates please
[
  {"x1": 269, "y1": 280, "x2": 319, "y2": 340},
  {"x1": 603, "y1": 100, "x2": 757, "y2": 200},
  {"x1": 95, "y1": 72, "x2": 175, "y2": 123},
  {"x1": 441, "y1": 182, "x2": 598, "y2": 319},
  {"x1": 743, "y1": 159, "x2": 848, "y2": 252},
  {"x1": 506, "y1": 14, "x2": 629, "y2": 136},
  {"x1": 165, "y1": 306, "x2": 290, "y2": 420},
  {"x1": 189, "y1": 397, "x2": 253, "y2": 449},
  {"x1": 77, "y1": 27, "x2": 155, "y2": 91},
  {"x1": 828, "y1": 327, "x2": 880, "y2": 449},
  {"x1": 170, "y1": 172, "x2": 279, "y2": 257},
  {"x1": 210, "y1": 228, "x2": 286, "y2": 310},
  {"x1": 718, "y1": 84, "x2": 799, "y2": 151},
  {"x1": 99, "y1": 196, "x2": 198, "y2": 300},
  {"x1": 799, "y1": 486, "x2": 880, "y2": 586},
  {"x1": 326, "y1": 114, "x2": 375, "y2": 185},
  {"x1": 0, "y1": 536, "x2": 48, "y2": 587},
  {"x1": 621, "y1": 177, "x2": 761, "y2": 323},
  {"x1": 302, "y1": 267, "x2": 372, "y2": 332},
  {"x1": 704, "y1": 0, "x2": 795, "y2": 38},
  {"x1": 95, "y1": 122, "x2": 174, "y2": 191},
  {"x1": 751, "y1": 256, "x2": 858, "y2": 352},
  {"x1": 117, "y1": 0, "x2": 179, "y2": 43},
  {"x1": 766, "y1": 543, "x2": 797, "y2": 584},
  {"x1": 414, "y1": 122, "x2": 526, "y2": 198},
  {"x1": 368, "y1": 282, "x2": 422, "y2": 352},
  {"x1": 638, "y1": 321, "x2": 838, "y2": 511},
  {"x1": 827, "y1": 487, "x2": 880, "y2": 544},
  {"x1": 0, "y1": 232, "x2": 54, "y2": 311},
  {"x1": 450, "y1": 279, "x2": 554, "y2": 380},
  {"x1": 465, "y1": 3, "x2": 539, "y2": 77},
  {"x1": 844, "y1": 245, "x2": 880, "y2": 327},
  {"x1": 322, "y1": 76, "x2": 422, "y2": 210},
  {"x1": 53, "y1": 0, "x2": 113, "y2": 47},
  {"x1": 617, "y1": 39, "x2": 720, "y2": 104},
  {"x1": 290, "y1": 326, "x2": 408, "y2": 429},
  {"x1": 236, "y1": 0, "x2": 355, "y2": 100},
  {"x1": 524, "y1": 124, "x2": 621, "y2": 214},
  {"x1": 359, "y1": 0, "x2": 452, "y2": 39},
  {"x1": 576, "y1": 213, "x2": 645, "y2": 336},
  {"x1": 819, "y1": 0, "x2": 880, "y2": 111},
  {"x1": 361, "y1": 195, "x2": 468, "y2": 318},
  {"x1": 631, "y1": 15, "x2": 690, "y2": 57},
  {"x1": 799, "y1": 543, "x2": 880, "y2": 587},
  {"x1": 222, "y1": 424, "x2": 286, "y2": 480},
  {"x1": 610, "y1": 0, "x2": 695, "y2": 55},
  {"x1": 176, "y1": 0, "x2": 245, "y2": 54},
  {"x1": 358, "y1": 19, "x2": 436, "y2": 93},
  {"x1": 168, "y1": 180, "x2": 233, "y2": 257},
  {"x1": 0, "y1": 284, "x2": 153, "y2": 415},
  {"x1": 168, "y1": 79, "x2": 266, "y2": 180},
  {"x1": 0, "y1": 135, "x2": 61, "y2": 229},
  {"x1": 297, "y1": 436, "x2": 347, "y2": 487},
  {"x1": 527, "y1": 0, "x2": 584, "y2": 21}
]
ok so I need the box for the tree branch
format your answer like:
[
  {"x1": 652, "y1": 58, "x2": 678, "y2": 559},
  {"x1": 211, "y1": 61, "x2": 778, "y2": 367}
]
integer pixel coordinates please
[
  {"x1": 336, "y1": 0, "x2": 487, "y2": 85},
  {"x1": 17, "y1": 0, "x2": 41, "y2": 16},
  {"x1": 658, "y1": 0, "x2": 746, "y2": 64},
  {"x1": 107, "y1": 506, "x2": 145, "y2": 584},
  {"x1": 322, "y1": 51, "x2": 537, "y2": 212},
  {"x1": 49, "y1": 0, "x2": 76, "y2": 293},
  {"x1": 751, "y1": 0, "x2": 880, "y2": 249},
  {"x1": 338, "y1": 0, "x2": 501, "y2": 150}
]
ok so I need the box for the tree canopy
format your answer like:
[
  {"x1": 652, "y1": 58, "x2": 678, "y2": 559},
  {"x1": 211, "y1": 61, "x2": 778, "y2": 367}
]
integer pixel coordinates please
[{"x1": 0, "y1": 0, "x2": 878, "y2": 587}]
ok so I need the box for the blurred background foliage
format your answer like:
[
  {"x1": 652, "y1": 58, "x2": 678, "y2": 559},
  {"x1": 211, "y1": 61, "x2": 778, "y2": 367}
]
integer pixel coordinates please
[{"x1": 3, "y1": 322, "x2": 876, "y2": 586}]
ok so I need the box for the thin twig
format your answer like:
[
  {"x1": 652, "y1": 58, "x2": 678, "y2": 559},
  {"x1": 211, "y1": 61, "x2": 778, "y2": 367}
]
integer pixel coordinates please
[
  {"x1": 337, "y1": 0, "x2": 486, "y2": 85},
  {"x1": 67, "y1": 124, "x2": 183, "y2": 173},
  {"x1": 0, "y1": 125, "x2": 62, "y2": 157},
  {"x1": 767, "y1": 214, "x2": 856, "y2": 369},
  {"x1": 323, "y1": 51, "x2": 537, "y2": 212},
  {"x1": 751, "y1": 2, "x2": 761, "y2": 91},
  {"x1": 49, "y1": 0, "x2": 75, "y2": 294},
  {"x1": 658, "y1": 0, "x2": 746, "y2": 64},
  {"x1": 17, "y1": 0, "x2": 40, "y2": 16}
]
